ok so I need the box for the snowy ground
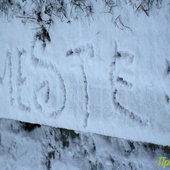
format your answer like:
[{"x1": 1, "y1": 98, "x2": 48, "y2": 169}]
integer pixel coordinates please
[
  {"x1": 0, "y1": 118, "x2": 169, "y2": 170},
  {"x1": 0, "y1": 0, "x2": 170, "y2": 147}
]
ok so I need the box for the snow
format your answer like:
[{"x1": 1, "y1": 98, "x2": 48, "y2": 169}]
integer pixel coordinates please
[
  {"x1": 0, "y1": 0, "x2": 170, "y2": 146},
  {"x1": 0, "y1": 118, "x2": 169, "y2": 170}
]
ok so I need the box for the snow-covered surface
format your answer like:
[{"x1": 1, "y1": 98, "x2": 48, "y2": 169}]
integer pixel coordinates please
[
  {"x1": 0, "y1": 118, "x2": 169, "y2": 170},
  {"x1": 0, "y1": 0, "x2": 170, "y2": 146}
]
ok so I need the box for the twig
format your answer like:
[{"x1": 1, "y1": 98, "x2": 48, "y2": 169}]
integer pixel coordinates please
[{"x1": 114, "y1": 15, "x2": 132, "y2": 32}]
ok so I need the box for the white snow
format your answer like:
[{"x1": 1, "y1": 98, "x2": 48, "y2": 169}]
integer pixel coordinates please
[
  {"x1": 0, "y1": 0, "x2": 170, "y2": 146},
  {"x1": 0, "y1": 118, "x2": 168, "y2": 170}
]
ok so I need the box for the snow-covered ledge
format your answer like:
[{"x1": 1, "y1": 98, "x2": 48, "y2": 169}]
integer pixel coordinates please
[{"x1": 0, "y1": 0, "x2": 170, "y2": 146}]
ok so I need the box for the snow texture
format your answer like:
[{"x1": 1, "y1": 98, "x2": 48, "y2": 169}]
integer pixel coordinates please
[
  {"x1": 0, "y1": 0, "x2": 170, "y2": 146},
  {"x1": 0, "y1": 118, "x2": 169, "y2": 170}
]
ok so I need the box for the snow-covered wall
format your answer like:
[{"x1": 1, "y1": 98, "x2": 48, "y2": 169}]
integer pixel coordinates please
[{"x1": 0, "y1": 0, "x2": 170, "y2": 146}]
